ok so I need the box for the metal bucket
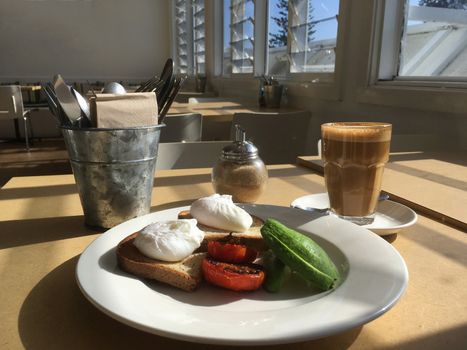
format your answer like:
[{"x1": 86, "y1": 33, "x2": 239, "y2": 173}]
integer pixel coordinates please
[
  {"x1": 264, "y1": 85, "x2": 283, "y2": 108},
  {"x1": 61, "y1": 124, "x2": 164, "y2": 229},
  {"x1": 195, "y1": 76, "x2": 207, "y2": 92}
]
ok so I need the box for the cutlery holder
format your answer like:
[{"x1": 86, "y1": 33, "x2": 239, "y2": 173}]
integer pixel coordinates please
[
  {"x1": 264, "y1": 85, "x2": 283, "y2": 108},
  {"x1": 61, "y1": 125, "x2": 164, "y2": 229}
]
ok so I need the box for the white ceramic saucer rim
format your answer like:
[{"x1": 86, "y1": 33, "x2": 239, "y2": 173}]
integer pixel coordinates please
[{"x1": 291, "y1": 193, "x2": 418, "y2": 235}]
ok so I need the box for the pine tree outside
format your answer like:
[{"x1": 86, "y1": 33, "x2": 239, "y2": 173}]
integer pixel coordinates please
[{"x1": 267, "y1": 0, "x2": 339, "y2": 75}]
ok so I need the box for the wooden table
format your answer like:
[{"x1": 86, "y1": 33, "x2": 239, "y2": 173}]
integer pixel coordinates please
[
  {"x1": 170, "y1": 99, "x2": 298, "y2": 119},
  {"x1": 1, "y1": 165, "x2": 466, "y2": 349},
  {"x1": 169, "y1": 99, "x2": 298, "y2": 140}
]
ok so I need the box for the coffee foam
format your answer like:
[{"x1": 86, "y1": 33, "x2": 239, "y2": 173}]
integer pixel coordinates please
[{"x1": 321, "y1": 123, "x2": 392, "y2": 142}]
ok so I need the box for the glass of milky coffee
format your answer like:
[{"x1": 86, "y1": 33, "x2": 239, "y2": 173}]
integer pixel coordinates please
[{"x1": 321, "y1": 122, "x2": 392, "y2": 225}]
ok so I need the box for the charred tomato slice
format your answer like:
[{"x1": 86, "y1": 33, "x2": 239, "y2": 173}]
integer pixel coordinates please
[
  {"x1": 207, "y1": 236, "x2": 258, "y2": 264},
  {"x1": 202, "y1": 257, "x2": 265, "y2": 292}
]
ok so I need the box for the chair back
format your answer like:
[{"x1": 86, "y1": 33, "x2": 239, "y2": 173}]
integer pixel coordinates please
[
  {"x1": 231, "y1": 111, "x2": 312, "y2": 164},
  {"x1": 159, "y1": 113, "x2": 202, "y2": 142},
  {"x1": 156, "y1": 141, "x2": 231, "y2": 169},
  {"x1": 0, "y1": 85, "x2": 24, "y2": 120}
]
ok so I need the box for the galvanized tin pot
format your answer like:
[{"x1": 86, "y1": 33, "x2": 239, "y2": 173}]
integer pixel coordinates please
[
  {"x1": 264, "y1": 85, "x2": 283, "y2": 108},
  {"x1": 61, "y1": 125, "x2": 164, "y2": 229}
]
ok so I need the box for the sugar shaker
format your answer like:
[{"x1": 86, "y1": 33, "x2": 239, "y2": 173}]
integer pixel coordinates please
[{"x1": 212, "y1": 125, "x2": 268, "y2": 203}]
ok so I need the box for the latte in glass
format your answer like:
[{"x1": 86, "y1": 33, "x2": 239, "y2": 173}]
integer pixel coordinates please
[{"x1": 321, "y1": 122, "x2": 392, "y2": 225}]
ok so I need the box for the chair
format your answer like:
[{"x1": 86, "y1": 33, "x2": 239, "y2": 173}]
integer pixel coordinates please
[
  {"x1": 0, "y1": 85, "x2": 34, "y2": 151},
  {"x1": 156, "y1": 141, "x2": 231, "y2": 169},
  {"x1": 231, "y1": 111, "x2": 312, "y2": 164},
  {"x1": 159, "y1": 113, "x2": 202, "y2": 143}
]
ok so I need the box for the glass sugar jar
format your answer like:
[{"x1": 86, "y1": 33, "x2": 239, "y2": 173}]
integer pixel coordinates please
[{"x1": 212, "y1": 126, "x2": 268, "y2": 203}]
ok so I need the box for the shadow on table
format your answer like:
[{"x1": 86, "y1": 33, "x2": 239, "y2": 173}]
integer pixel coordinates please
[
  {"x1": 1, "y1": 165, "x2": 310, "y2": 202},
  {"x1": 389, "y1": 151, "x2": 467, "y2": 167},
  {"x1": 404, "y1": 217, "x2": 467, "y2": 267},
  {"x1": 154, "y1": 167, "x2": 310, "y2": 187},
  {"x1": 19, "y1": 255, "x2": 363, "y2": 350},
  {"x1": 387, "y1": 162, "x2": 466, "y2": 192},
  {"x1": 0, "y1": 215, "x2": 96, "y2": 249},
  {"x1": 0, "y1": 139, "x2": 71, "y2": 188},
  {"x1": 382, "y1": 324, "x2": 467, "y2": 350},
  {"x1": 0, "y1": 182, "x2": 77, "y2": 200},
  {"x1": 0, "y1": 157, "x2": 71, "y2": 186}
]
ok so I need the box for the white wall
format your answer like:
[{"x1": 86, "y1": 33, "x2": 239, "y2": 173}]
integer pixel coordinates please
[{"x1": 0, "y1": 0, "x2": 170, "y2": 83}]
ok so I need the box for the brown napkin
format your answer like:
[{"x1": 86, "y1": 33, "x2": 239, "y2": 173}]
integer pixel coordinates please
[{"x1": 90, "y1": 92, "x2": 158, "y2": 128}]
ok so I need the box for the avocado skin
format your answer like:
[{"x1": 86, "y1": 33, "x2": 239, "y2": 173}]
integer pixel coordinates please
[{"x1": 260, "y1": 218, "x2": 340, "y2": 291}]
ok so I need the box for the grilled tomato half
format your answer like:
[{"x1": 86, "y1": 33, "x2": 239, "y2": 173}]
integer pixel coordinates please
[
  {"x1": 207, "y1": 236, "x2": 258, "y2": 264},
  {"x1": 202, "y1": 257, "x2": 265, "y2": 292}
]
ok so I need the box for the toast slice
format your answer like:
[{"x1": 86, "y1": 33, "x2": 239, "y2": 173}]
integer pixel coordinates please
[
  {"x1": 178, "y1": 210, "x2": 267, "y2": 251},
  {"x1": 117, "y1": 233, "x2": 206, "y2": 292}
]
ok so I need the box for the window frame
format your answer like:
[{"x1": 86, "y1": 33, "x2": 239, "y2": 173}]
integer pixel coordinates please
[
  {"x1": 276, "y1": 0, "x2": 349, "y2": 101},
  {"x1": 213, "y1": 0, "x2": 348, "y2": 101},
  {"x1": 258, "y1": 0, "x2": 344, "y2": 84},
  {"x1": 219, "y1": 0, "x2": 258, "y2": 78},
  {"x1": 358, "y1": 0, "x2": 467, "y2": 114}
]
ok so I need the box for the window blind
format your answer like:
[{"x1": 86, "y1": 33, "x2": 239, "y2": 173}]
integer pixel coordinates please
[
  {"x1": 193, "y1": 0, "x2": 206, "y2": 75},
  {"x1": 174, "y1": 0, "x2": 189, "y2": 74},
  {"x1": 229, "y1": 0, "x2": 255, "y2": 73},
  {"x1": 173, "y1": 0, "x2": 205, "y2": 75}
]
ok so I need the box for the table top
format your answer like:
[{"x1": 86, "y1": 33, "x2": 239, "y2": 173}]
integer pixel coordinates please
[
  {"x1": 168, "y1": 98, "x2": 300, "y2": 141},
  {"x1": 1, "y1": 164, "x2": 466, "y2": 349},
  {"x1": 169, "y1": 99, "x2": 297, "y2": 119}
]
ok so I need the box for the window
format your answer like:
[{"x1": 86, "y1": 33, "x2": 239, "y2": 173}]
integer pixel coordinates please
[
  {"x1": 267, "y1": 0, "x2": 289, "y2": 75},
  {"x1": 399, "y1": 0, "x2": 467, "y2": 78},
  {"x1": 223, "y1": 0, "x2": 255, "y2": 74},
  {"x1": 288, "y1": 0, "x2": 339, "y2": 73},
  {"x1": 267, "y1": 0, "x2": 340, "y2": 76},
  {"x1": 172, "y1": 0, "x2": 205, "y2": 75},
  {"x1": 379, "y1": 0, "x2": 467, "y2": 81},
  {"x1": 357, "y1": 0, "x2": 467, "y2": 113},
  {"x1": 216, "y1": 0, "x2": 341, "y2": 78}
]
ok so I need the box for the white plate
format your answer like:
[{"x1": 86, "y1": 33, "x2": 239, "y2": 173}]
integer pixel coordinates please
[
  {"x1": 291, "y1": 194, "x2": 418, "y2": 235},
  {"x1": 76, "y1": 205, "x2": 408, "y2": 345}
]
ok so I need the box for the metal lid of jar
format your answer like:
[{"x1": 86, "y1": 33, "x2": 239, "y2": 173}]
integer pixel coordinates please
[{"x1": 221, "y1": 125, "x2": 259, "y2": 161}]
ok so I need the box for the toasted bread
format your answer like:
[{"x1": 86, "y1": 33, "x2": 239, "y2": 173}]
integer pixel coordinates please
[
  {"x1": 117, "y1": 233, "x2": 206, "y2": 292},
  {"x1": 117, "y1": 211, "x2": 266, "y2": 292},
  {"x1": 178, "y1": 210, "x2": 267, "y2": 251}
]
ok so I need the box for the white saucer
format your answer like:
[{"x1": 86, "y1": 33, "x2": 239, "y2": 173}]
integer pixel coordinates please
[{"x1": 291, "y1": 193, "x2": 417, "y2": 236}]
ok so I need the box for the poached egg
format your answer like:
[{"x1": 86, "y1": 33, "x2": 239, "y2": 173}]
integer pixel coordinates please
[
  {"x1": 190, "y1": 194, "x2": 253, "y2": 232},
  {"x1": 133, "y1": 219, "x2": 204, "y2": 262}
]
